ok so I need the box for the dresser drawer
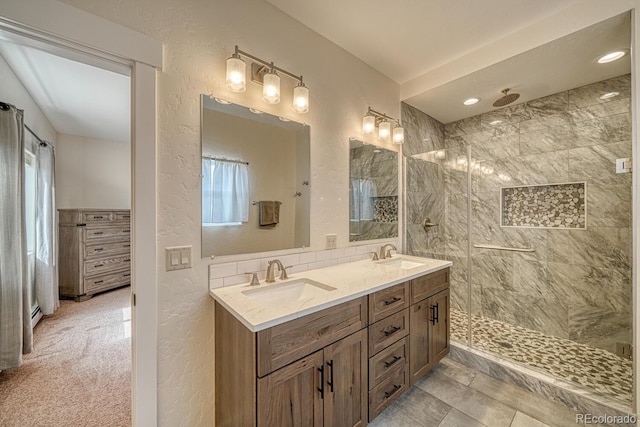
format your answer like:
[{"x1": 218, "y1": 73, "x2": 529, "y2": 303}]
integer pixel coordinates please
[
  {"x1": 114, "y1": 211, "x2": 131, "y2": 222},
  {"x1": 84, "y1": 226, "x2": 131, "y2": 242},
  {"x1": 256, "y1": 296, "x2": 367, "y2": 377},
  {"x1": 411, "y1": 268, "x2": 449, "y2": 304},
  {"x1": 84, "y1": 269, "x2": 131, "y2": 294},
  {"x1": 369, "y1": 336, "x2": 408, "y2": 390},
  {"x1": 82, "y1": 211, "x2": 114, "y2": 223},
  {"x1": 368, "y1": 308, "x2": 408, "y2": 356},
  {"x1": 369, "y1": 282, "x2": 409, "y2": 323},
  {"x1": 84, "y1": 255, "x2": 130, "y2": 275},
  {"x1": 84, "y1": 240, "x2": 131, "y2": 258},
  {"x1": 368, "y1": 364, "x2": 409, "y2": 422}
]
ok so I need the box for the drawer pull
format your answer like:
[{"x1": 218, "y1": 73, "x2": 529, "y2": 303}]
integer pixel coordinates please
[
  {"x1": 123, "y1": 230, "x2": 130, "y2": 233},
  {"x1": 94, "y1": 280, "x2": 104, "y2": 284},
  {"x1": 123, "y1": 215, "x2": 130, "y2": 219},
  {"x1": 383, "y1": 355, "x2": 402, "y2": 368},
  {"x1": 430, "y1": 303, "x2": 439, "y2": 325},
  {"x1": 124, "y1": 273, "x2": 131, "y2": 277},
  {"x1": 93, "y1": 216, "x2": 104, "y2": 219},
  {"x1": 384, "y1": 384, "x2": 402, "y2": 399},
  {"x1": 94, "y1": 248, "x2": 104, "y2": 252},
  {"x1": 318, "y1": 366, "x2": 325, "y2": 399},
  {"x1": 124, "y1": 244, "x2": 131, "y2": 248},
  {"x1": 94, "y1": 232, "x2": 104, "y2": 235},
  {"x1": 384, "y1": 296, "x2": 401, "y2": 306},
  {"x1": 94, "y1": 264, "x2": 104, "y2": 268},
  {"x1": 383, "y1": 326, "x2": 401, "y2": 337},
  {"x1": 327, "y1": 360, "x2": 334, "y2": 392},
  {"x1": 124, "y1": 259, "x2": 131, "y2": 263}
]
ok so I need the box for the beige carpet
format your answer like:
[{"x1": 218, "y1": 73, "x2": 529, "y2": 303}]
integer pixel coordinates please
[{"x1": 0, "y1": 286, "x2": 132, "y2": 427}]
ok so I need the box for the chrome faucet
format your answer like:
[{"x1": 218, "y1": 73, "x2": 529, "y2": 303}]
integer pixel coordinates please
[
  {"x1": 379, "y1": 243, "x2": 397, "y2": 260},
  {"x1": 266, "y1": 259, "x2": 284, "y2": 283}
]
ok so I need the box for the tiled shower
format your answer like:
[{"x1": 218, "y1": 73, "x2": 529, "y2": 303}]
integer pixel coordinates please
[{"x1": 403, "y1": 75, "x2": 633, "y2": 405}]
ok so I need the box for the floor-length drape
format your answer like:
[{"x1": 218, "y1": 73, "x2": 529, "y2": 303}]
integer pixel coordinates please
[
  {"x1": 35, "y1": 143, "x2": 58, "y2": 315},
  {"x1": 0, "y1": 104, "x2": 32, "y2": 369}
]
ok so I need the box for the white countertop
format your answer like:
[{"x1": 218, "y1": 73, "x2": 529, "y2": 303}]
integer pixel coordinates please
[{"x1": 210, "y1": 255, "x2": 452, "y2": 332}]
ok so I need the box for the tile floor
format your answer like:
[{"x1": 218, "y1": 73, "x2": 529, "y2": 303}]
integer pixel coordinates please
[
  {"x1": 449, "y1": 309, "x2": 633, "y2": 405},
  {"x1": 369, "y1": 358, "x2": 603, "y2": 427}
]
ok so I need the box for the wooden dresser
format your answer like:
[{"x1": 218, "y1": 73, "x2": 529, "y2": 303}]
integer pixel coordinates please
[{"x1": 58, "y1": 208, "x2": 131, "y2": 301}]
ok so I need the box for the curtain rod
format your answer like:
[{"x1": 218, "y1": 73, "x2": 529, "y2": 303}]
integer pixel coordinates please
[
  {"x1": 1, "y1": 101, "x2": 52, "y2": 148},
  {"x1": 202, "y1": 155, "x2": 249, "y2": 165}
]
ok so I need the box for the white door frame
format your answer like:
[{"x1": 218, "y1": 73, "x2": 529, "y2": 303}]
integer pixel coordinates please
[{"x1": 0, "y1": 1, "x2": 161, "y2": 425}]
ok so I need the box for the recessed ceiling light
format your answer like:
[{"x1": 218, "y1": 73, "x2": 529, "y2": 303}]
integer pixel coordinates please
[
  {"x1": 489, "y1": 120, "x2": 503, "y2": 126},
  {"x1": 463, "y1": 98, "x2": 480, "y2": 106},
  {"x1": 599, "y1": 91, "x2": 619, "y2": 100},
  {"x1": 597, "y1": 51, "x2": 626, "y2": 64}
]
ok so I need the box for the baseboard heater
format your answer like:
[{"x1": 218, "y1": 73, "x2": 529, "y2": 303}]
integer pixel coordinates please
[{"x1": 31, "y1": 305, "x2": 42, "y2": 327}]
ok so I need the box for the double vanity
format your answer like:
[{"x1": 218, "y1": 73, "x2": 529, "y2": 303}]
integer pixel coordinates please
[{"x1": 211, "y1": 253, "x2": 452, "y2": 426}]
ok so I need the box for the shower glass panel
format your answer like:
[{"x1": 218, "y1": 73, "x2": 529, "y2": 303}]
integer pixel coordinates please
[
  {"x1": 24, "y1": 138, "x2": 37, "y2": 316},
  {"x1": 463, "y1": 75, "x2": 633, "y2": 406}
]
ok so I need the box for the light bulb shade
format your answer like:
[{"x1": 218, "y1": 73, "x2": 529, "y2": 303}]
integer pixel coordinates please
[
  {"x1": 379, "y1": 121, "x2": 391, "y2": 141},
  {"x1": 392, "y1": 125, "x2": 404, "y2": 144},
  {"x1": 293, "y1": 83, "x2": 309, "y2": 113},
  {"x1": 363, "y1": 114, "x2": 375, "y2": 134},
  {"x1": 262, "y1": 71, "x2": 281, "y2": 104},
  {"x1": 226, "y1": 55, "x2": 246, "y2": 92}
]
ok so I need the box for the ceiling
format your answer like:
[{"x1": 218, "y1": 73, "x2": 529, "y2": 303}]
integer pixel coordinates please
[
  {"x1": 267, "y1": 0, "x2": 631, "y2": 123},
  {"x1": 0, "y1": 37, "x2": 130, "y2": 142}
]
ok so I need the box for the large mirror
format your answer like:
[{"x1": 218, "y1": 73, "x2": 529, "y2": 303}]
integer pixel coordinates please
[
  {"x1": 349, "y1": 138, "x2": 398, "y2": 242},
  {"x1": 201, "y1": 95, "x2": 310, "y2": 257}
]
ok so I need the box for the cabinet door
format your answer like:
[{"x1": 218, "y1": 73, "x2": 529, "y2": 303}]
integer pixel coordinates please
[
  {"x1": 257, "y1": 350, "x2": 324, "y2": 427},
  {"x1": 429, "y1": 289, "x2": 450, "y2": 364},
  {"x1": 323, "y1": 330, "x2": 368, "y2": 427},
  {"x1": 409, "y1": 299, "x2": 431, "y2": 385}
]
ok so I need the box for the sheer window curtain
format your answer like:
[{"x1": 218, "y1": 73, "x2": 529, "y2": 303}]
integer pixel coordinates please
[
  {"x1": 202, "y1": 159, "x2": 249, "y2": 223},
  {"x1": 35, "y1": 143, "x2": 58, "y2": 315},
  {"x1": 0, "y1": 104, "x2": 32, "y2": 370}
]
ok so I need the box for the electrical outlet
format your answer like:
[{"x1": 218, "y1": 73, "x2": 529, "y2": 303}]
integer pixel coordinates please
[
  {"x1": 166, "y1": 246, "x2": 192, "y2": 271},
  {"x1": 325, "y1": 234, "x2": 337, "y2": 250}
]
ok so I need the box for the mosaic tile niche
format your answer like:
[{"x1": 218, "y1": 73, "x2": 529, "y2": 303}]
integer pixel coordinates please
[
  {"x1": 501, "y1": 183, "x2": 586, "y2": 228},
  {"x1": 373, "y1": 196, "x2": 398, "y2": 223}
]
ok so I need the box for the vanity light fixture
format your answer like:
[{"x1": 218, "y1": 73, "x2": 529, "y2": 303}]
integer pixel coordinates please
[
  {"x1": 600, "y1": 91, "x2": 619, "y2": 100},
  {"x1": 362, "y1": 107, "x2": 404, "y2": 144},
  {"x1": 225, "y1": 45, "x2": 309, "y2": 113}
]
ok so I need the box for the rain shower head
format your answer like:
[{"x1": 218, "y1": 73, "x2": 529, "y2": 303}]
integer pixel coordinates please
[{"x1": 493, "y1": 88, "x2": 520, "y2": 108}]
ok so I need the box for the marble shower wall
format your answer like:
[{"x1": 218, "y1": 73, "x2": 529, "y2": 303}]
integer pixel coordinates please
[
  {"x1": 443, "y1": 74, "x2": 632, "y2": 354},
  {"x1": 350, "y1": 144, "x2": 398, "y2": 241}
]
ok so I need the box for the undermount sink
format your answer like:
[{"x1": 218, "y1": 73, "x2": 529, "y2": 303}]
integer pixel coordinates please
[
  {"x1": 378, "y1": 257, "x2": 425, "y2": 270},
  {"x1": 242, "y1": 278, "x2": 337, "y2": 304}
]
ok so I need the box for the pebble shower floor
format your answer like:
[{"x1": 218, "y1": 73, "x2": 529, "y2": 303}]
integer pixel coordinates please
[{"x1": 450, "y1": 308, "x2": 632, "y2": 405}]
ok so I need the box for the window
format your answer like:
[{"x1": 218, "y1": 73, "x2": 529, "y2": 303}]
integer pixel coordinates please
[{"x1": 202, "y1": 158, "x2": 249, "y2": 225}]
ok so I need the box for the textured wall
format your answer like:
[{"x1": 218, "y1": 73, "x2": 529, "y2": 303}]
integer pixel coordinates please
[
  {"x1": 443, "y1": 75, "x2": 632, "y2": 353},
  {"x1": 57, "y1": 0, "x2": 399, "y2": 425},
  {"x1": 55, "y1": 134, "x2": 131, "y2": 209}
]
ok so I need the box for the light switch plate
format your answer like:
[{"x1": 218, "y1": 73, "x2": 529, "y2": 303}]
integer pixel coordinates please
[
  {"x1": 166, "y1": 246, "x2": 192, "y2": 271},
  {"x1": 325, "y1": 234, "x2": 337, "y2": 249},
  {"x1": 616, "y1": 158, "x2": 631, "y2": 174}
]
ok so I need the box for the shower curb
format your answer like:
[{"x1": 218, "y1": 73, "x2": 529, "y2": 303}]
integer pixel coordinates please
[{"x1": 449, "y1": 342, "x2": 636, "y2": 427}]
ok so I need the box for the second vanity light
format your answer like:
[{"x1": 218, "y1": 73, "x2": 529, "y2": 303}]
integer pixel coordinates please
[
  {"x1": 362, "y1": 107, "x2": 404, "y2": 144},
  {"x1": 225, "y1": 45, "x2": 309, "y2": 113}
]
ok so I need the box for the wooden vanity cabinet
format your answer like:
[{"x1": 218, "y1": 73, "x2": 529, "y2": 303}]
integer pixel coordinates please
[
  {"x1": 409, "y1": 271, "x2": 450, "y2": 386},
  {"x1": 215, "y1": 296, "x2": 368, "y2": 427}
]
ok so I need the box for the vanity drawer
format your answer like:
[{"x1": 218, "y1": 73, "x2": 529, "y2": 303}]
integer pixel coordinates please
[
  {"x1": 256, "y1": 296, "x2": 367, "y2": 377},
  {"x1": 369, "y1": 282, "x2": 409, "y2": 323},
  {"x1": 82, "y1": 211, "x2": 114, "y2": 223},
  {"x1": 368, "y1": 308, "x2": 408, "y2": 356},
  {"x1": 369, "y1": 336, "x2": 408, "y2": 390},
  {"x1": 84, "y1": 226, "x2": 131, "y2": 242},
  {"x1": 84, "y1": 254, "x2": 131, "y2": 275},
  {"x1": 84, "y1": 269, "x2": 131, "y2": 294},
  {"x1": 411, "y1": 268, "x2": 449, "y2": 304},
  {"x1": 84, "y1": 240, "x2": 131, "y2": 258},
  {"x1": 368, "y1": 364, "x2": 409, "y2": 422}
]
